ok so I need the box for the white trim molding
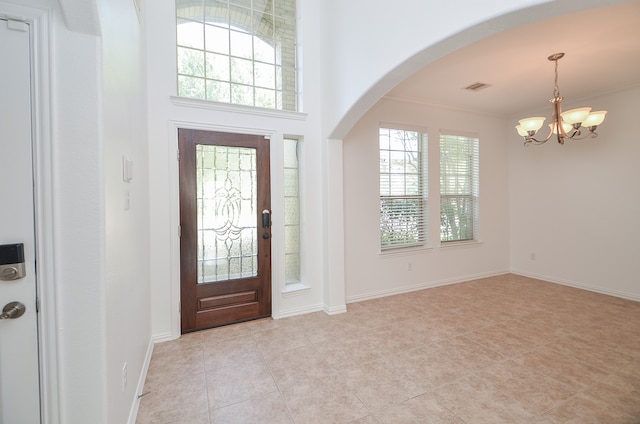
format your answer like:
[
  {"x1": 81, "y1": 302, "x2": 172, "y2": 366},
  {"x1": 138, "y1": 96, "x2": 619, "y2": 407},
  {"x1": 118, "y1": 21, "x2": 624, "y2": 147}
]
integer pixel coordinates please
[
  {"x1": 346, "y1": 270, "x2": 510, "y2": 304},
  {"x1": 510, "y1": 270, "x2": 640, "y2": 303},
  {"x1": 0, "y1": 2, "x2": 58, "y2": 422},
  {"x1": 171, "y1": 96, "x2": 308, "y2": 121}
]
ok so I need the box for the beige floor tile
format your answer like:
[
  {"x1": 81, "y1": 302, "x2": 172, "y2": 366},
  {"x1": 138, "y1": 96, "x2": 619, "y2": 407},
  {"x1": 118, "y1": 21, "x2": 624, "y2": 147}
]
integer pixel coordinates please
[
  {"x1": 375, "y1": 392, "x2": 465, "y2": 423},
  {"x1": 152, "y1": 332, "x2": 203, "y2": 354},
  {"x1": 205, "y1": 359, "x2": 278, "y2": 409},
  {"x1": 581, "y1": 371, "x2": 640, "y2": 418},
  {"x1": 136, "y1": 275, "x2": 640, "y2": 424},
  {"x1": 281, "y1": 374, "x2": 369, "y2": 424},
  {"x1": 144, "y1": 344, "x2": 204, "y2": 388},
  {"x1": 434, "y1": 335, "x2": 504, "y2": 371},
  {"x1": 386, "y1": 313, "x2": 460, "y2": 345},
  {"x1": 209, "y1": 391, "x2": 293, "y2": 424},
  {"x1": 359, "y1": 324, "x2": 425, "y2": 356},
  {"x1": 203, "y1": 334, "x2": 263, "y2": 371},
  {"x1": 252, "y1": 326, "x2": 311, "y2": 358},
  {"x1": 478, "y1": 359, "x2": 577, "y2": 415},
  {"x1": 136, "y1": 372, "x2": 208, "y2": 424},
  {"x1": 542, "y1": 394, "x2": 637, "y2": 424},
  {"x1": 434, "y1": 374, "x2": 534, "y2": 423},
  {"x1": 341, "y1": 358, "x2": 421, "y2": 411},
  {"x1": 433, "y1": 309, "x2": 493, "y2": 333},
  {"x1": 304, "y1": 318, "x2": 354, "y2": 344},
  {"x1": 395, "y1": 347, "x2": 472, "y2": 393},
  {"x1": 199, "y1": 321, "x2": 252, "y2": 343},
  {"x1": 165, "y1": 411, "x2": 210, "y2": 424},
  {"x1": 466, "y1": 324, "x2": 539, "y2": 358},
  {"x1": 349, "y1": 415, "x2": 381, "y2": 424},
  {"x1": 545, "y1": 334, "x2": 635, "y2": 372},
  {"x1": 314, "y1": 332, "x2": 386, "y2": 370},
  {"x1": 266, "y1": 345, "x2": 337, "y2": 389},
  {"x1": 514, "y1": 346, "x2": 609, "y2": 390}
]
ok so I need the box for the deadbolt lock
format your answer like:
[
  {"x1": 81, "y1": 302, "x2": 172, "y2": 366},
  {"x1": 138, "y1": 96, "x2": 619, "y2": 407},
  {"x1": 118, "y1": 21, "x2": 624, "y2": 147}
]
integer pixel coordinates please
[{"x1": 0, "y1": 243, "x2": 26, "y2": 281}]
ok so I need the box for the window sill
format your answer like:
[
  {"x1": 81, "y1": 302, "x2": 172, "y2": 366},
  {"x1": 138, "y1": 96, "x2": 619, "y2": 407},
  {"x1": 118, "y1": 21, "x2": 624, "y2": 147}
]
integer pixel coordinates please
[
  {"x1": 439, "y1": 240, "x2": 484, "y2": 250},
  {"x1": 171, "y1": 96, "x2": 308, "y2": 121},
  {"x1": 282, "y1": 283, "x2": 310, "y2": 296},
  {"x1": 379, "y1": 245, "x2": 434, "y2": 258}
]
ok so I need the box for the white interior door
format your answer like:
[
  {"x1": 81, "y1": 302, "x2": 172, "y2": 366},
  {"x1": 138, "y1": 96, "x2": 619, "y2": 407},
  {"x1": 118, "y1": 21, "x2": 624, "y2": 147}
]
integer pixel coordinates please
[{"x1": 0, "y1": 17, "x2": 41, "y2": 423}]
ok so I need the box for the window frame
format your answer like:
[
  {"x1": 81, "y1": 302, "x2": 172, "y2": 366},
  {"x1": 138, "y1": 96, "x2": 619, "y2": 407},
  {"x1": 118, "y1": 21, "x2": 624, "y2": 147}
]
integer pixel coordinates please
[
  {"x1": 378, "y1": 126, "x2": 428, "y2": 251},
  {"x1": 283, "y1": 136, "x2": 302, "y2": 287},
  {"x1": 175, "y1": 0, "x2": 298, "y2": 111},
  {"x1": 439, "y1": 131, "x2": 480, "y2": 244}
]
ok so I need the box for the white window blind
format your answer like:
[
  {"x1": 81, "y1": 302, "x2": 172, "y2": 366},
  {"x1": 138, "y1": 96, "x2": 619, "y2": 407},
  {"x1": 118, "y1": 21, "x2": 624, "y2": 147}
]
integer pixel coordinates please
[
  {"x1": 440, "y1": 133, "x2": 479, "y2": 243},
  {"x1": 379, "y1": 127, "x2": 427, "y2": 249}
]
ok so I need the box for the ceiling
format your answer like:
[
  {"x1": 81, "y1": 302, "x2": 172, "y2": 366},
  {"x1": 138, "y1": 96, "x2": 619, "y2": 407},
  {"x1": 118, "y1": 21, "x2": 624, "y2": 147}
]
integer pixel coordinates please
[{"x1": 385, "y1": 1, "x2": 640, "y2": 119}]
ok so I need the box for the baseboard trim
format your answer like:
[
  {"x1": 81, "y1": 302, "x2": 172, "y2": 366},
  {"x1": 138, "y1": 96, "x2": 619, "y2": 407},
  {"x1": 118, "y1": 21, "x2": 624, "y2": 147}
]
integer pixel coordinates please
[
  {"x1": 510, "y1": 270, "x2": 640, "y2": 302},
  {"x1": 151, "y1": 332, "x2": 178, "y2": 344},
  {"x1": 346, "y1": 269, "x2": 510, "y2": 304},
  {"x1": 127, "y1": 338, "x2": 155, "y2": 424},
  {"x1": 277, "y1": 303, "x2": 326, "y2": 319},
  {"x1": 323, "y1": 303, "x2": 348, "y2": 315}
]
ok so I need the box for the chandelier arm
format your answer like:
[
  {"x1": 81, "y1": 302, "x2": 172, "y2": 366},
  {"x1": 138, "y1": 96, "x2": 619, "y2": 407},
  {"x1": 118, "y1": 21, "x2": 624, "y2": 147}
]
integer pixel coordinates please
[{"x1": 523, "y1": 128, "x2": 554, "y2": 146}]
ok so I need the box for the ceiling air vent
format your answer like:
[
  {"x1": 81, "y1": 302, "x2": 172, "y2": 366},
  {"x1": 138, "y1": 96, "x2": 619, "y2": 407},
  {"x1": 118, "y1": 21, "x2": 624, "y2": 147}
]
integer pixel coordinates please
[{"x1": 464, "y1": 82, "x2": 491, "y2": 92}]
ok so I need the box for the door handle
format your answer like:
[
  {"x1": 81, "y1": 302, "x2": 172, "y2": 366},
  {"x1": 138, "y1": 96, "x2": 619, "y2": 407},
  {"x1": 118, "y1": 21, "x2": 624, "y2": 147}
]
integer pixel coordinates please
[
  {"x1": 0, "y1": 301, "x2": 26, "y2": 320},
  {"x1": 262, "y1": 209, "x2": 271, "y2": 228}
]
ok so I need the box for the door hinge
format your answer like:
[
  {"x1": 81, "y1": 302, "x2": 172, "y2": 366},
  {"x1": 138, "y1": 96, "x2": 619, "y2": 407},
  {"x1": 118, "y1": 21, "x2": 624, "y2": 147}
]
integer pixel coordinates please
[
  {"x1": 178, "y1": 225, "x2": 181, "y2": 238},
  {"x1": 177, "y1": 149, "x2": 180, "y2": 161},
  {"x1": 178, "y1": 302, "x2": 181, "y2": 314}
]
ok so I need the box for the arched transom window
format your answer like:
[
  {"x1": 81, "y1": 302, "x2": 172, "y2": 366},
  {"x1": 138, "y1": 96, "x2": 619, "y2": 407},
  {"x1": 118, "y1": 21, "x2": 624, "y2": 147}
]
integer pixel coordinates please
[{"x1": 176, "y1": 0, "x2": 297, "y2": 111}]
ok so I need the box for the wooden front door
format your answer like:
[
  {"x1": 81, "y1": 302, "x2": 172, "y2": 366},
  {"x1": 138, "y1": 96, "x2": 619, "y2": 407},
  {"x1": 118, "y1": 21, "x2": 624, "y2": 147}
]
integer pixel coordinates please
[{"x1": 179, "y1": 129, "x2": 272, "y2": 333}]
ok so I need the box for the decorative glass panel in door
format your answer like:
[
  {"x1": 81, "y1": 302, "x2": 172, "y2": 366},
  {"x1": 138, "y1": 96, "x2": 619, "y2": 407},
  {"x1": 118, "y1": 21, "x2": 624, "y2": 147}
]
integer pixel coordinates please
[{"x1": 197, "y1": 145, "x2": 258, "y2": 283}]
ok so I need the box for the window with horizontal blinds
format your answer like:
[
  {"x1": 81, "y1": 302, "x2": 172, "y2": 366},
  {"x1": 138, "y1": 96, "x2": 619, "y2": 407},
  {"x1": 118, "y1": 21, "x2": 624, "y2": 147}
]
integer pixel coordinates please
[
  {"x1": 379, "y1": 127, "x2": 428, "y2": 249},
  {"x1": 440, "y1": 133, "x2": 479, "y2": 242}
]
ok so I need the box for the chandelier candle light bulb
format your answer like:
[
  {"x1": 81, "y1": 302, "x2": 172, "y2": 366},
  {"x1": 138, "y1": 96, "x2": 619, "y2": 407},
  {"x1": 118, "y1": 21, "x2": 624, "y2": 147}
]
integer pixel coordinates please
[{"x1": 516, "y1": 52, "x2": 607, "y2": 146}]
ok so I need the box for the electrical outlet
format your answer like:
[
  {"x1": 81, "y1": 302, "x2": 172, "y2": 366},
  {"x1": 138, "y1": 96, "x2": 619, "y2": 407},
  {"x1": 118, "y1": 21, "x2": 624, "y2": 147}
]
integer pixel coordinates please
[
  {"x1": 530, "y1": 252, "x2": 536, "y2": 261},
  {"x1": 122, "y1": 362, "x2": 128, "y2": 392},
  {"x1": 407, "y1": 262, "x2": 412, "y2": 271}
]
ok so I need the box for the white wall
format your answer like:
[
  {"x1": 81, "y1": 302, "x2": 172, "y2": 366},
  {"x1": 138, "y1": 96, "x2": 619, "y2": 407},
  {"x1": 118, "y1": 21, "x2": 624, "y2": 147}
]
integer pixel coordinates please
[
  {"x1": 343, "y1": 98, "x2": 510, "y2": 301},
  {"x1": 46, "y1": 6, "x2": 108, "y2": 423},
  {"x1": 509, "y1": 86, "x2": 640, "y2": 300},
  {"x1": 97, "y1": 0, "x2": 151, "y2": 423}
]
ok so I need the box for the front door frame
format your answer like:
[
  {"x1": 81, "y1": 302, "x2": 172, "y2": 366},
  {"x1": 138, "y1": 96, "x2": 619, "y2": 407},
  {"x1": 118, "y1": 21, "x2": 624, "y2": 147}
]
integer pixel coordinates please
[
  {"x1": 0, "y1": 2, "x2": 58, "y2": 422},
  {"x1": 178, "y1": 129, "x2": 272, "y2": 332},
  {"x1": 168, "y1": 122, "x2": 277, "y2": 338}
]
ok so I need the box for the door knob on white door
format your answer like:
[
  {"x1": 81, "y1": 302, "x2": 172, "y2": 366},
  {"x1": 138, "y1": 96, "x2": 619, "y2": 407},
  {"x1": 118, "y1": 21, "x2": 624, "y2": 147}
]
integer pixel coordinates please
[{"x1": 0, "y1": 301, "x2": 26, "y2": 320}]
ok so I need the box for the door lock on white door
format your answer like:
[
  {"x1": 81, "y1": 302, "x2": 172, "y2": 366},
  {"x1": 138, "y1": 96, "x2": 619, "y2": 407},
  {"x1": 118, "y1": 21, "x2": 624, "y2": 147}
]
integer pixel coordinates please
[
  {"x1": 0, "y1": 302, "x2": 26, "y2": 320},
  {"x1": 0, "y1": 243, "x2": 26, "y2": 280}
]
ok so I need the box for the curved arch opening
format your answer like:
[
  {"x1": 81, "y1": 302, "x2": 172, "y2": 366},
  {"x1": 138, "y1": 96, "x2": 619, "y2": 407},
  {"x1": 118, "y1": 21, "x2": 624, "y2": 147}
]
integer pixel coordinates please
[{"x1": 329, "y1": 0, "x2": 633, "y2": 140}]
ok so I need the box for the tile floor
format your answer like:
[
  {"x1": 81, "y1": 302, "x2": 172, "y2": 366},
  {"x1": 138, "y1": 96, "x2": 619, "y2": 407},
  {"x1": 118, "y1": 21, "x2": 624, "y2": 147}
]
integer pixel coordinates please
[{"x1": 136, "y1": 274, "x2": 640, "y2": 423}]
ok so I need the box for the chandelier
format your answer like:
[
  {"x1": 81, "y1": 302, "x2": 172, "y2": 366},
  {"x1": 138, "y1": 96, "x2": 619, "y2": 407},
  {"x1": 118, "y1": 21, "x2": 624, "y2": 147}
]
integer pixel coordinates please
[{"x1": 516, "y1": 53, "x2": 607, "y2": 146}]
